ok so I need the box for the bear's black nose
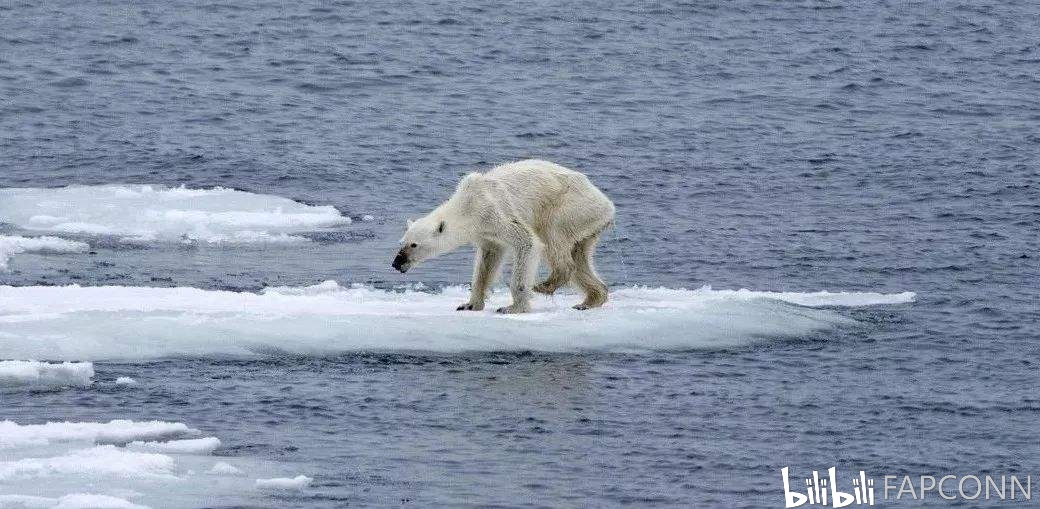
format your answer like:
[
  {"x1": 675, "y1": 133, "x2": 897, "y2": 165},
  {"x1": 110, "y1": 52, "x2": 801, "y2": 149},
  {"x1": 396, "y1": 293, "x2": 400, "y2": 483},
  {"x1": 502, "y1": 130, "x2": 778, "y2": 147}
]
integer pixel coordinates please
[{"x1": 392, "y1": 251, "x2": 409, "y2": 273}]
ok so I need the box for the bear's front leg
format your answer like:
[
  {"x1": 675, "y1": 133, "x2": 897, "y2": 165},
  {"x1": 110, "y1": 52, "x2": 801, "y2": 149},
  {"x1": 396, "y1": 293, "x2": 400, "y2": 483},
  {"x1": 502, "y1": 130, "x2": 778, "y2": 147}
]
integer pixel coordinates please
[
  {"x1": 458, "y1": 242, "x2": 502, "y2": 311},
  {"x1": 497, "y1": 231, "x2": 538, "y2": 314}
]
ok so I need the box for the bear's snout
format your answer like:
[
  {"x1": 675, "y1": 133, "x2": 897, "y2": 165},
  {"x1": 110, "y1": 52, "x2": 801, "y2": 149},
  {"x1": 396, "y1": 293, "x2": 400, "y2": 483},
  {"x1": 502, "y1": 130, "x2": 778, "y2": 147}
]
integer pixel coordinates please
[{"x1": 392, "y1": 249, "x2": 410, "y2": 273}]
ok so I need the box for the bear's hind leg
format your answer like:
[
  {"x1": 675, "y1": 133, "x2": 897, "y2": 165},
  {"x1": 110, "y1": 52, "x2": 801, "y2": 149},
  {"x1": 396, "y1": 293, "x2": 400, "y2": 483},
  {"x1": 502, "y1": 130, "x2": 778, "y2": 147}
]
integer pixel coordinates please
[{"x1": 571, "y1": 232, "x2": 608, "y2": 310}]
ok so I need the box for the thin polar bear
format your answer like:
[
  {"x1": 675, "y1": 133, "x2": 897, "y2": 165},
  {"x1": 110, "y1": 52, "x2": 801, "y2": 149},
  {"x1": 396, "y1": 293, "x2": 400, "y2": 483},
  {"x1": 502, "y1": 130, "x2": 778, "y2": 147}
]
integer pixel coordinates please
[{"x1": 392, "y1": 159, "x2": 615, "y2": 313}]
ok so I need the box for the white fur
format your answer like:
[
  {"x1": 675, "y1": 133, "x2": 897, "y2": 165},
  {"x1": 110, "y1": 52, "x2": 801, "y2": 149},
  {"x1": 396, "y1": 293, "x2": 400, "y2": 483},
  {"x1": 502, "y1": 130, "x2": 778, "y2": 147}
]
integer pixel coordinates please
[{"x1": 397, "y1": 159, "x2": 615, "y2": 313}]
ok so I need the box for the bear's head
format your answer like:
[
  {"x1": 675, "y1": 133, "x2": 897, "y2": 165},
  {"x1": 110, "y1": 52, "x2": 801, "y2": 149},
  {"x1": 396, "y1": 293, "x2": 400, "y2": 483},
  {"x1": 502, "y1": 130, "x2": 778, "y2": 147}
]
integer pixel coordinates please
[
  {"x1": 393, "y1": 213, "x2": 458, "y2": 273},
  {"x1": 393, "y1": 172, "x2": 483, "y2": 274}
]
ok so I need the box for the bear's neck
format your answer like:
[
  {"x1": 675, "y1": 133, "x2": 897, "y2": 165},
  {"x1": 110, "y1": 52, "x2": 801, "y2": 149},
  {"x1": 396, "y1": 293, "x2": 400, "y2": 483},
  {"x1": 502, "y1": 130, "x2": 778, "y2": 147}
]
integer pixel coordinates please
[{"x1": 434, "y1": 199, "x2": 478, "y2": 245}]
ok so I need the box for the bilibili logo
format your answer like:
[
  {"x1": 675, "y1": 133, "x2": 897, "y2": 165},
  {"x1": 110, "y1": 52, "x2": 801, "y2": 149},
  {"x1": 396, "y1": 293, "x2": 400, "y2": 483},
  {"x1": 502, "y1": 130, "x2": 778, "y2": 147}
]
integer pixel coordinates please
[
  {"x1": 782, "y1": 467, "x2": 874, "y2": 507},
  {"x1": 781, "y1": 467, "x2": 1031, "y2": 506}
]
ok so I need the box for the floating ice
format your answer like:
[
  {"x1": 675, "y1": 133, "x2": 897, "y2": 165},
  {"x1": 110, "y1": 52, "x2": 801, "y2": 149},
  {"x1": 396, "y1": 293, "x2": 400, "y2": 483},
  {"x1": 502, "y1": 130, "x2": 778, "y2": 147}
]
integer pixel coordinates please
[
  {"x1": 0, "y1": 185, "x2": 351, "y2": 244},
  {"x1": 0, "y1": 445, "x2": 177, "y2": 481},
  {"x1": 0, "y1": 361, "x2": 94, "y2": 390},
  {"x1": 0, "y1": 493, "x2": 149, "y2": 509},
  {"x1": 207, "y1": 462, "x2": 243, "y2": 475},
  {"x1": 255, "y1": 475, "x2": 312, "y2": 490},
  {"x1": 691, "y1": 286, "x2": 917, "y2": 307},
  {"x1": 0, "y1": 236, "x2": 88, "y2": 271},
  {"x1": 0, "y1": 420, "x2": 197, "y2": 449},
  {"x1": 113, "y1": 377, "x2": 136, "y2": 386},
  {"x1": 0, "y1": 282, "x2": 914, "y2": 360},
  {"x1": 0, "y1": 420, "x2": 309, "y2": 508},
  {"x1": 126, "y1": 437, "x2": 221, "y2": 455}
]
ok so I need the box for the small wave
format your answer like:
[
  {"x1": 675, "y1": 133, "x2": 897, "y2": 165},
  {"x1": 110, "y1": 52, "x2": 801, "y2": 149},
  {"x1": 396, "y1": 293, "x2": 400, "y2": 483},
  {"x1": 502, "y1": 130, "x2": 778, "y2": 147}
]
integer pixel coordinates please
[
  {"x1": 0, "y1": 282, "x2": 914, "y2": 360},
  {"x1": 0, "y1": 185, "x2": 351, "y2": 245},
  {"x1": 48, "y1": 77, "x2": 89, "y2": 88}
]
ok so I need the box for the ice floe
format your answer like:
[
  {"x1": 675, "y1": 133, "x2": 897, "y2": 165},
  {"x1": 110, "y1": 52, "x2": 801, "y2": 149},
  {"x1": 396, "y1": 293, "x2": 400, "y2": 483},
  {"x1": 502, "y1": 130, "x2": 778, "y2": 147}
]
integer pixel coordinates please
[
  {"x1": 0, "y1": 493, "x2": 149, "y2": 509},
  {"x1": 207, "y1": 462, "x2": 242, "y2": 475},
  {"x1": 0, "y1": 361, "x2": 94, "y2": 390},
  {"x1": 0, "y1": 420, "x2": 197, "y2": 449},
  {"x1": 0, "y1": 185, "x2": 350, "y2": 244},
  {"x1": 255, "y1": 475, "x2": 313, "y2": 490},
  {"x1": 0, "y1": 281, "x2": 914, "y2": 360},
  {"x1": 0, "y1": 236, "x2": 88, "y2": 271},
  {"x1": 126, "y1": 437, "x2": 221, "y2": 455},
  {"x1": 0, "y1": 420, "x2": 309, "y2": 508},
  {"x1": 0, "y1": 445, "x2": 177, "y2": 480}
]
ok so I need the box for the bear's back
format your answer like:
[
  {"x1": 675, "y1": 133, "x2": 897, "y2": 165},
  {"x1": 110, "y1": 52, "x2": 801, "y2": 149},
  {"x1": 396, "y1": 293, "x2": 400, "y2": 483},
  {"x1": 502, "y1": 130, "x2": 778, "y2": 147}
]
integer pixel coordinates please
[
  {"x1": 472, "y1": 160, "x2": 611, "y2": 221},
  {"x1": 484, "y1": 158, "x2": 573, "y2": 178},
  {"x1": 484, "y1": 159, "x2": 591, "y2": 192},
  {"x1": 479, "y1": 160, "x2": 576, "y2": 204}
]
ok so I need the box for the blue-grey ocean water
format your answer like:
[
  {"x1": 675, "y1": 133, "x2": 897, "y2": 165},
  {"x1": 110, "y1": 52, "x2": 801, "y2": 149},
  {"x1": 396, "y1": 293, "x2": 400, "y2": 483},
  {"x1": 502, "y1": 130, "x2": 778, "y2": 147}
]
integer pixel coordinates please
[{"x1": 1, "y1": 1, "x2": 1039, "y2": 507}]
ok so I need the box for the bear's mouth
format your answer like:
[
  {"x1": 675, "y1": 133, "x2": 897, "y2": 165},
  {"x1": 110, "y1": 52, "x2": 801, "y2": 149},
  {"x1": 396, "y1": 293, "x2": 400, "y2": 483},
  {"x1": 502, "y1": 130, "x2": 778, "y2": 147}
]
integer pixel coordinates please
[{"x1": 392, "y1": 251, "x2": 411, "y2": 273}]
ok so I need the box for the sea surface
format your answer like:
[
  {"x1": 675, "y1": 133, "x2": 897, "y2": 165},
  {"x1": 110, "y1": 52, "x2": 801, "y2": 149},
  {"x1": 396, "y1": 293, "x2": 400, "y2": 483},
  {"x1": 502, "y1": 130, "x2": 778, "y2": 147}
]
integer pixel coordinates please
[{"x1": 1, "y1": 1, "x2": 1038, "y2": 507}]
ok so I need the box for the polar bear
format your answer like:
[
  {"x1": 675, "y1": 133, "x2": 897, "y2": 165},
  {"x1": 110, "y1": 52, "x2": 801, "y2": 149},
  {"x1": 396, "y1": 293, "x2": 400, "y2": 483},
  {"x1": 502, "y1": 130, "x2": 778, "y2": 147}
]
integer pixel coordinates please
[{"x1": 392, "y1": 159, "x2": 615, "y2": 313}]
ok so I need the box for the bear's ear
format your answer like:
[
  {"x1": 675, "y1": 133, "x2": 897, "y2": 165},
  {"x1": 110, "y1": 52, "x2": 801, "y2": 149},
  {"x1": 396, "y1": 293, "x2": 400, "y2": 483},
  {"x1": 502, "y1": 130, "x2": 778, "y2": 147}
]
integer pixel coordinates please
[
  {"x1": 437, "y1": 221, "x2": 445, "y2": 234},
  {"x1": 406, "y1": 218, "x2": 415, "y2": 228}
]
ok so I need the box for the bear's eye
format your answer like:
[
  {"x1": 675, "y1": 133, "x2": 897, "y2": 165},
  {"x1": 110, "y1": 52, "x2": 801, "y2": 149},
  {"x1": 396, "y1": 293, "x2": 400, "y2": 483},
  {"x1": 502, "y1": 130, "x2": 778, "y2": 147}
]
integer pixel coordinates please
[
  {"x1": 410, "y1": 243, "x2": 417, "y2": 248},
  {"x1": 437, "y1": 221, "x2": 445, "y2": 234}
]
